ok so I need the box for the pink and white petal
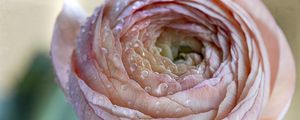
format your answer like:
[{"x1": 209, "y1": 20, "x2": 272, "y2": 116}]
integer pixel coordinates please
[
  {"x1": 51, "y1": 0, "x2": 87, "y2": 96},
  {"x1": 232, "y1": 0, "x2": 296, "y2": 119}
]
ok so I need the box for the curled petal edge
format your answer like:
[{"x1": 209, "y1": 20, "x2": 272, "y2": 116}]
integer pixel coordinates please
[
  {"x1": 232, "y1": 0, "x2": 296, "y2": 119},
  {"x1": 51, "y1": 0, "x2": 87, "y2": 97}
]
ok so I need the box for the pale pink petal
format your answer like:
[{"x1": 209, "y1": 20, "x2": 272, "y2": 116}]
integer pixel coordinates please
[
  {"x1": 51, "y1": 0, "x2": 86, "y2": 95},
  {"x1": 232, "y1": 0, "x2": 296, "y2": 119}
]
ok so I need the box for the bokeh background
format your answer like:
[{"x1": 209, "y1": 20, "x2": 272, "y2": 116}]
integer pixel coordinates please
[{"x1": 0, "y1": 0, "x2": 299, "y2": 120}]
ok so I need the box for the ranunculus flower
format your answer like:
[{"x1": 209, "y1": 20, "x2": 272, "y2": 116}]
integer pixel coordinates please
[{"x1": 51, "y1": 0, "x2": 296, "y2": 119}]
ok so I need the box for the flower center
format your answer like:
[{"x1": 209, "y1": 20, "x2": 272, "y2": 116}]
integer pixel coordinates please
[{"x1": 155, "y1": 29, "x2": 204, "y2": 66}]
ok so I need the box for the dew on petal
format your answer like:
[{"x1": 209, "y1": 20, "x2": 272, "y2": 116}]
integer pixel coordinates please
[
  {"x1": 128, "y1": 101, "x2": 133, "y2": 105},
  {"x1": 144, "y1": 86, "x2": 151, "y2": 92},
  {"x1": 81, "y1": 28, "x2": 86, "y2": 33},
  {"x1": 101, "y1": 48, "x2": 108, "y2": 54},
  {"x1": 91, "y1": 19, "x2": 96, "y2": 24},
  {"x1": 82, "y1": 54, "x2": 88, "y2": 61},
  {"x1": 168, "y1": 91, "x2": 173, "y2": 95},
  {"x1": 130, "y1": 64, "x2": 137, "y2": 72},
  {"x1": 121, "y1": 84, "x2": 128, "y2": 90},
  {"x1": 115, "y1": 7, "x2": 120, "y2": 12},
  {"x1": 157, "y1": 83, "x2": 168, "y2": 93},
  {"x1": 132, "y1": 1, "x2": 143, "y2": 9},
  {"x1": 175, "y1": 108, "x2": 182, "y2": 112},
  {"x1": 157, "y1": 48, "x2": 162, "y2": 53},
  {"x1": 141, "y1": 70, "x2": 149, "y2": 79},
  {"x1": 155, "y1": 111, "x2": 159, "y2": 114},
  {"x1": 155, "y1": 101, "x2": 160, "y2": 106},
  {"x1": 185, "y1": 99, "x2": 191, "y2": 105},
  {"x1": 106, "y1": 84, "x2": 112, "y2": 88},
  {"x1": 134, "y1": 43, "x2": 139, "y2": 48}
]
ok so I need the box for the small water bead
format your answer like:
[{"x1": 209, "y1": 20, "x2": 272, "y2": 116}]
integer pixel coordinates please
[
  {"x1": 185, "y1": 99, "x2": 191, "y2": 105},
  {"x1": 145, "y1": 32, "x2": 150, "y2": 36},
  {"x1": 158, "y1": 83, "x2": 168, "y2": 92},
  {"x1": 114, "y1": 7, "x2": 120, "y2": 12},
  {"x1": 131, "y1": 27, "x2": 138, "y2": 31},
  {"x1": 115, "y1": 24, "x2": 122, "y2": 32},
  {"x1": 141, "y1": 70, "x2": 149, "y2": 79},
  {"x1": 133, "y1": 43, "x2": 139, "y2": 48},
  {"x1": 155, "y1": 101, "x2": 160, "y2": 106},
  {"x1": 155, "y1": 111, "x2": 159, "y2": 114},
  {"x1": 157, "y1": 48, "x2": 162, "y2": 53},
  {"x1": 175, "y1": 108, "x2": 182, "y2": 112},
  {"x1": 121, "y1": 84, "x2": 128, "y2": 90},
  {"x1": 81, "y1": 28, "x2": 86, "y2": 33},
  {"x1": 82, "y1": 54, "x2": 88, "y2": 61},
  {"x1": 167, "y1": 91, "x2": 173, "y2": 95},
  {"x1": 132, "y1": 1, "x2": 143, "y2": 9},
  {"x1": 142, "y1": 52, "x2": 146, "y2": 56},
  {"x1": 141, "y1": 62, "x2": 146, "y2": 67},
  {"x1": 129, "y1": 67, "x2": 135, "y2": 72},
  {"x1": 130, "y1": 64, "x2": 137, "y2": 72},
  {"x1": 166, "y1": 74, "x2": 173, "y2": 80},
  {"x1": 112, "y1": 106, "x2": 118, "y2": 113},
  {"x1": 101, "y1": 48, "x2": 108, "y2": 54},
  {"x1": 106, "y1": 84, "x2": 112, "y2": 88},
  {"x1": 128, "y1": 101, "x2": 133, "y2": 106},
  {"x1": 144, "y1": 86, "x2": 151, "y2": 92},
  {"x1": 91, "y1": 18, "x2": 96, "y2": 24}
]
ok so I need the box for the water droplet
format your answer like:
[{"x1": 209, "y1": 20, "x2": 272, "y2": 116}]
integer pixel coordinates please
[
  {"x1": 123, "y1": 110, "x2": 128, "y2": 115},
  {"x1": 115, "y1": 24, "x2": 122, "y2": 32},
  {"x1": 131, "y1": 27, "x2": 137, "y2": 31},
  {"x1": 82, "y1": 54, "x2": 88, "y2": 61},
  {"x1": 145, "y1": 33, "x2": 150, "y2": 36},
  {"x1": 141, "y1": 70, "x2": 149, "y2": 79},
  {"x1": 144, "y1": 86, "x2": 151, "y2": 92},
  {"x1": 81, "y1": 28, "x2": 86, "y2": 33},
  {"x1": 185, "y1": 100, "x2": 191, "y2": 105},
  {"x1": 141, "y1": 62, "x2": 146, "y2": 67},
  {"x1": 166, "y1": 74, "x2": 173, "y2": 80},
  {"x1": 106, "y1": 84, "x2": 112, "y2": 88},
  {"x1": 113, "y1": 54, "x2": 120, "y2": 63},
  {"x1": 175, "y1": 108, "x2": 182, "y2": 112},
  {"x1": 168, "y1": 91, "x2": 173, "y2": 95},
  {"x1": 101, "y1": 48, "x2": 108, "y2": 54},
  {"x1": 132, "y1": 1, "x2": 143, "y2": 9},
  {"x1": 155, "y1": 101, "x2": 160, "y2": 106},
  {"x1": 91, "y1": 19, "x2": 96, "y2": 24},
  {"x1": 157, "y1": 48, "x2": 162, "y2": 53},
  {"x1": 121, "y1": 84, "x2": 128, "y2": 90},
  {"x1": 128, "y1": 101, "x2": 132, "y2": 105},
  {"x1": 158, "y1": 83, "x2": 168, "y2": 92},
  {"x1": 115, "y1": 7, "x2": 120, "y2": 11},
  {"x1": 130, "y1": 64, "x2": 137, "y2": 72},
  {"x1": 133, "y1": 43, "x2": 139, "y2": 48},
  {"x1": 142, "y1": 52, "x2": 145, "y2": 56}
]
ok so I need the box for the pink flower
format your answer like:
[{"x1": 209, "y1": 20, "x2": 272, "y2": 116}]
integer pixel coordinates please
[{"x1": 51, "y1": 0, "x2": 295, "y2": 119}]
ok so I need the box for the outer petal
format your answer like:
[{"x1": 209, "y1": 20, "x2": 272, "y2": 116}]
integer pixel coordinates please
[
  {"x1": 232, "y1": 0, "x2": 296, "y2": 119},
  {"x1": 51, "y1": 0, "x2": 87, "y2": 96}
]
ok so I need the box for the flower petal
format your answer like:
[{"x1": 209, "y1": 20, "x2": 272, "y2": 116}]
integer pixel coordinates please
[
  {"x1": 51, "y1": 0, "x2": 87, "y2": 96},
  {"x1": 232, "y1": 0, "x2": 296, "y2": 119}
]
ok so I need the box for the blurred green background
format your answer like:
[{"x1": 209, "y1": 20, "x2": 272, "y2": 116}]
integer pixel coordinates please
[{"x1": 0, "y1": 0, "x2": 299, "y2": 120}]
